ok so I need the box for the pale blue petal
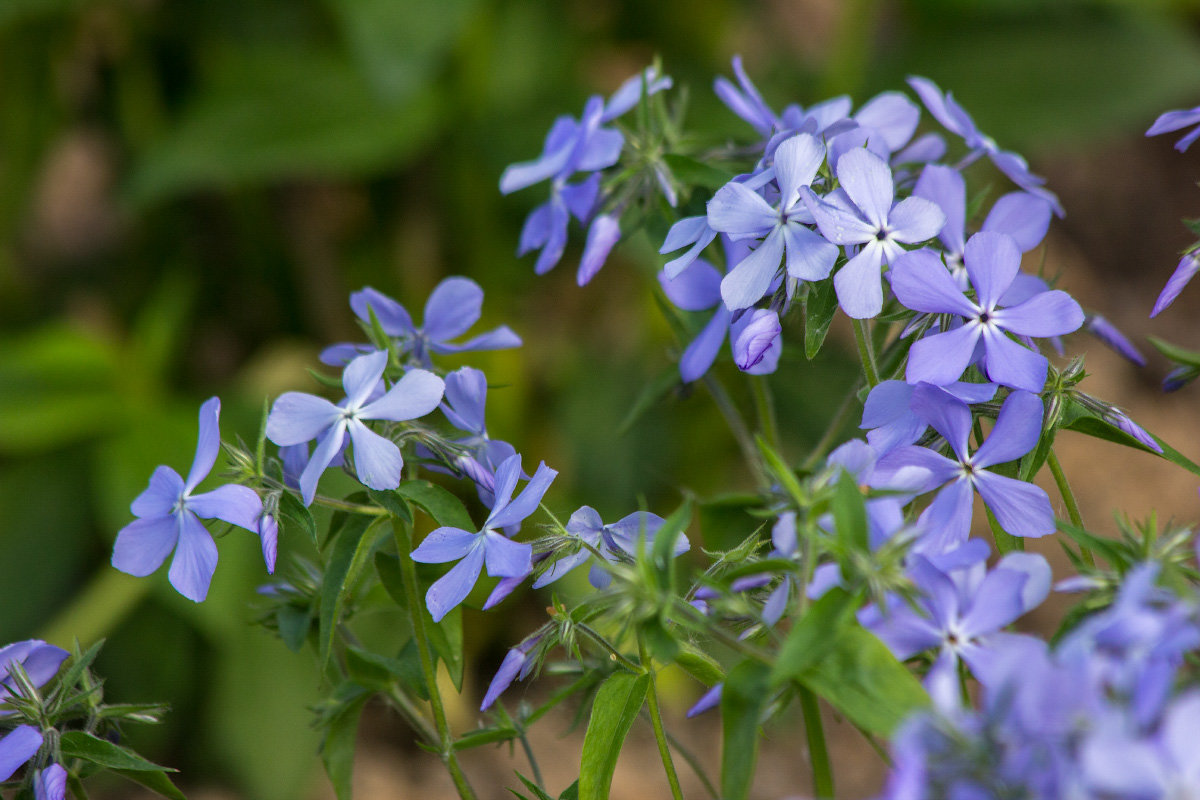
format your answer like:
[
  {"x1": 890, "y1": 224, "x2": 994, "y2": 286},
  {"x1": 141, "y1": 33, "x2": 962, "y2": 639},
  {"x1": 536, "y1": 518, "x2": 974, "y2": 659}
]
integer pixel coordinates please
[
  {"x1": 443, "y1": 367, "x2": 488, "y2": 433},
  {"x1": 732, "y1": 309, "x2": 781, "y2": 371},
  {"x1": 484, "y1": 531, "x2": 532, "y2": 578},
  {"x1": 980, "y1": 326, "x2": 1047, "y2": 392},
  {"x1": 188, "y1": 484, "x2": 263, "y2": 531},
  {"x1": 661, "y1": 215, "x2": 711, "y2": 253},
  {"x1": 168, "y1": 512, "x2": 218, "y2": 602},
  {"x1": 907, "y1": 77, "x2": 972, "y2": 139},
  {"x1": 983, "y1": 192, "x2": 1051, "y2": 252},
  {"x1": 833, "y1": 244, "x2": 886, "y2": 319},
  {"x1": 259, "y1": 514, "x2": 278, "y2": 574},
  {"x1": 480, "y1": 648, "x2": 528, "y2": 711},
  {"x1": 577, "y1": 214, "x2": 621, "y2": 286},
  {"x1": 112, "y1": 515, "x2": 179, "y2": 577},
  {"x1": 361, "y1": 368, "x2": 445, "y2": 422},
  {"x1": 915, "y1": 479, "x2": 974, "y2": 554},
  {"x1": 319, "y1": 343, "x2": 375, "y2": 367},
  {"x1": 996, "y1": 290, "x2": 1084, "y2": 338},
  {"x1": 488, "y1": 454, "x2": 524, "y2": 519},
  {"x1": 425, "y1": 546, "x2": 485, "y2": 622},
  {"x1": 131, "y1": 466, "x2": 185, "y2": 518},
  {"x1": 499, "y1": 131, "x2": 575, "y2": 194},
  {"x1": 489, "y1": 461, "x2": 557, "y2": 530},
  {"x1": 802, "y1": 186, "x2": 875, "y2": 245},
  {"x1": 434, "y1": 326, "x2": 523, "y2": 354},
  {"x1": 773, "y1": 133, "x2": 824, "y2": 205},
  {"x1": 836, "y1": 148, "x2": 893, "y2": 229},
  {"x1": 561, "y1": 175, "x2": 600, "y2": 221},
  {"x1": 887, "y1": 196, "x2": 945, "y2": 245},
  {"x1": 267, "y1": 392, "x2": 340, "y2": 446},
  {"x1": 889, "y1": 248, "x2": 977, "y2": 316},
  {"x1": 34, "y1": 764, "x2": 67, "y2": 800},
  {"x1": 914, "y1": 165, "x2": 965, "y2": 255},
  {"x1": 532, "y1": 549, "x2": 591, "y2": 589},
  {"x1": 299, "y1": 423, "x2": 347, "y2": 506},
  {"x1": 973, "y1": 471, "x2": 1055, "y2": 538},
  {"x1": 411, "y1": 527, "x2": 480, "y2": 564},
  {"x1": 720, "y1": 227, "x2": 785, "y2": 310},
  {"x1": 680, "y1": 306, "x2": 731, "y2": 382},
  {"x1": 959, "y1": 568, "x2": 1027, "y2": 639},
  {"x1": 963, "y1": 232, "x2": 1021, "y2": 310},
  {"x1": 659, "y1": 259, "x2": 722, "y2": 311},
  {"x1": 706, "y1": 182, "x2": 777, "y2": 236},
  {"x1": 782, "y1": 222, "x2": 838, "y2": 281},
  {"x1": 1152, "y1": 253, "x2": 1200, "y2": 317},
  {"x1": 910, "y1": 383, "x2": 972, "y2": 460},
  {"x1": 350, "y1": 287, "x2": 414, "y2": 335},
  {"x1": 995, "y1": 552, "x2": 1051, "y2": 612},
  {"x1": 424, "y1": 277, "x2": 484, "y2": 342},
  {"x1": 347, "y1": 420, "x2": 404, "y2": 491},
  {"x1": 0, "y1": 725, "x2": 42, "y2": 781},
  {"x1": 185, "y1": 397, "x2": 222, "y2": 492},
  {"x1": 907, "y1": 324, "x2": 982, "y2": 388},
  {"x1": 854, "y1": 91, "x2": 919, "y2": 153},
  {"x1": 972, "y1": 391, "x2": 1043, "y2": 469}
]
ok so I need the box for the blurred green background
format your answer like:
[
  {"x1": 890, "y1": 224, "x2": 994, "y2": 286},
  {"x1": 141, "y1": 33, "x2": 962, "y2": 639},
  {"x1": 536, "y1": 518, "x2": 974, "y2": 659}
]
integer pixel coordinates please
[{"x1": 3, "y1": 0, "x2": 1200, "y2": 797}]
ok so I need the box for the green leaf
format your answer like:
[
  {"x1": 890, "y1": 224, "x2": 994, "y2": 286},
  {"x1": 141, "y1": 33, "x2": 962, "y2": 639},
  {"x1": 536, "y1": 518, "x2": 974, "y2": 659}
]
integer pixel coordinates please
[
  {"x1": 675, "y1": 644, "x2": 724, "y2": 687},
  {"x1": 319, "y1": 515, "x2": 384, "y2": 669},
  {"x1": 515, "y1": 773, "x2": 555, "y2": 800},
  {"x1": 771, "y1": 587, "x2": 855, "y2": 686},
  {"x1": 453, "y1": 726, "x2": 518, "y2": 750},
  {"x1": 797, "y1": 625, "x2": 927, "y2": 736},
  {"x1": 374, "y1": 552, "x2": 407, "y2": 609},
  {"x1": 125, "y1": 45, "x2": 442, "y2": 206},
  {"x1": 720, "y1": 660, "x2": 770, "y2": 800},
  {"x1": 803, "y1": 279, "x2": 838, "y2": 360},
  {"x1": 397, "y1": 480, "x2": 475, "y2": 530},
  {"x1": 321, "y1": 692, "x2": 369, "y2": 800},
  {"x1": 662, "y1": 153, "x2": 736, "y2": 190},
  {"x1": 375, "y1": 545, "x2": 464, "y2": 688},
  {"x1": 112, "y1": 768, "x2": 188, "y2": 800},
  {"x1": 367, "y1": 488, "x2": 413, "y2": 523},
  {"x1": 652, "y1": 498, "x2": 692, "y2": 571},
  {"x1": 276, "y1": 603, "x2": 313, "y2": 653},
  {"x1": 832, "y1": 471, "x2": 868, "y2": 552},
  {"x1": 578, "y1": 671, "x2": 650, "y2": 800},
  {"x1": 1148, "y1": 336, "x2": 1200, "y2": 368},
  {"x1": 559, "y1": 780, "x2": 579, "y2": 800},
  {"x1": 279, "y1": 489, "x2": 318, "y2": 545},
  {"x1": 754, "y1": 435, "x2": 805, "y2": 508},
  {"x1": 1057, "y1": 520, "x2": 1126, "y2": 567},
  {"x1": 59, "y1": 731, "x2": 176, "y2": 772}
]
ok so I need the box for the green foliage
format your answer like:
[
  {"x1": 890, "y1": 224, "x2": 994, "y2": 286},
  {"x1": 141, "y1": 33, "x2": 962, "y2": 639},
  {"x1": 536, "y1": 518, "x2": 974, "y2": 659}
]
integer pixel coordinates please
[
  {"x1": 578, "y1": 671, "x2": 650, "y2": 800},
  {"x1": 720, "y1": 660, "x2": 770, "y2": 800}
]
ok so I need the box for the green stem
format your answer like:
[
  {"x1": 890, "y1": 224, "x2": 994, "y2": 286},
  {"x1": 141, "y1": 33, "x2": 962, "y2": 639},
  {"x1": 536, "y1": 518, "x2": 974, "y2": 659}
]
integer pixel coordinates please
[
  {"x1": 703, "y1": 374, "x2": 768, "y2": 486},
  {"x1": 392, "y1": 520, "x2": 478, "y2": 800},
  {"x1": 384, "y1": 685, "x2": 439, "y2": 746},
  {"x1": 751, "y1": 376, "x2": 781, "y2": 452},
  {"x1": 577, "y1": 625, "x2": 642, "y2": 673},
  {"x1": 853, "y1": 318, "x2": 880, "y2": 389},
  {"x1": 638, "y1": 635, "x2": 684, "y2": 800},
  {"x1": 664, "y1": 729, "x2": 719, "y2": 799},
  {"x1": 1048, "y1": 449, "x2": 1094, "y2": 567},
  {"x1": 800, "y1": 388, "x2": 860, "y2": 472},
  {"x1": 516, "y1": 724, "x2": 545, "y2": 790},
  {"x1": 798, "y1": 687, "x2": 834, "y2": 799}
]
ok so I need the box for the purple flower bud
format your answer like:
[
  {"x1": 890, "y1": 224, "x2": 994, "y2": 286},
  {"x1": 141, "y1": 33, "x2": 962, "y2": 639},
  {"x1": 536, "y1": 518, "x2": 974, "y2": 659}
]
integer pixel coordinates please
[{"x1": 732, "y1": 309, "x2": 782, "y2": 371}]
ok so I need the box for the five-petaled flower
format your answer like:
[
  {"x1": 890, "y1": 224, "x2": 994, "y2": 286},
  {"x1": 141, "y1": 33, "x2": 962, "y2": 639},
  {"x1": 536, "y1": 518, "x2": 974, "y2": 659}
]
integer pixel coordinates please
[{"x1": 113, "y1": 398, "x2": 273, "y2": 602}]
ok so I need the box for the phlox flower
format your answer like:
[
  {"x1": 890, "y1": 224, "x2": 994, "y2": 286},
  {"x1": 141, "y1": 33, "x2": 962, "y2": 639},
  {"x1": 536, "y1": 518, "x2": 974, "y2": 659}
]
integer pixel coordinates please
[
  {"x1": 875, "y1": 387, "x2": 1055, "y2": 551},
  {"x1": 410, "y1": 454, "x2": 556, "y2": 622},
  {"x1": 907, "y1": 76, "x2": 1063, "y2": 216},
  {"x1": 802, "y1": 147, "x2": 945, "y2": 319},
  {"x1": 113, "y1": 398, "x2": 273, "y2": 602},
  {"x1": 267, "y1": 350, "x2": 444, "y2": 506},
  {"x1": 479, "y1": 631, "x2": 544, "y2": 711},
  {"x1": 33, "y1": 764, "x2": 66, "y2": 800},
  {"x1": 320, "y1": 278, "x2": 521, "y2": 367},
  {"x1": 0, "y1": 642, "x2": 69, "y2": 793},
  {"x1": 861, "y1": 379, "x2": 998, "y2": 455},
  {"x1": 707, "y1": 132, "x2": 839, "y2": 309},
  {"x1": 890, "y1": 232, "x2": 1083, "y2": 392},
  {"x1": 1151, "y1": 252, "x2": 1200, "y2": 318},
  {"x1": 533, "y1": 506, "x2": 687, "y2": 590},
  {"x1": 1147, "y1": 104, "x2": 1200, "y2": 152}
]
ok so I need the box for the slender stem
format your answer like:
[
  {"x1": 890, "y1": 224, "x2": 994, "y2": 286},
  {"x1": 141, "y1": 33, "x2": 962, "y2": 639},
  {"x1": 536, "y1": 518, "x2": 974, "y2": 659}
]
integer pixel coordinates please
[
  {"x1": 751, "y1": 376, "x2": 781, "y2": 451},
  {"x1": 392, "y1": 520, "x2": 478, "y2": 800},
  {"x1": 384, "y1": 685, "x2": 439, "y2": 746},
  {"x1": 516, "y1": 724, "x2": 545, "y2": 790},
  {"x1": 577, "y1": 624, "x2": 642, "y2": 673},
  {"x1": 1048, "y1": 449, "x2": 1094, "y2": 567},
  {"x1": 638, "y1": 635, "x2": 684, "y2": 800},
  {"x1": 798, "y1": 686, "x2": 834, "y2": 799},
  {"x1": 664, "y1": 729, "x2": 719, "y2": 799},
  {"x1": 703, "y1": 374, "x2": 768, "y2": 486},
  {"x1": 317, "y1": 495, "x2": 389, "y2": 516},
  {"x1": 800, "y1": 388, "x2": 860, "y2": 472},
  {"x1": 853, "y1": 318, "x2": 880, "y2": 389}
]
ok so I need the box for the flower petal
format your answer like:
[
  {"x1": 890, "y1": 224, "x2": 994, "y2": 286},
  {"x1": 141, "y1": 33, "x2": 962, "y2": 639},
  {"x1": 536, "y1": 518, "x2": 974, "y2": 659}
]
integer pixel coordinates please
[
  {"x1": 130, "y1": 466, "x2": 185, "y2": 518},
  {"x1": 488, "y1": 461, "x2": 557, "y2": 530},
  {"x1": 773, "y1": 133, "x2": 824, "y2": 206},
  {"x1": 836, "y1": 148, "x2": 893, "y2": 230},
  {"x1": 34, "y1": 764, "x2": 67, "y2": 800},
  {"x1": 972, "y1": 391, "x2": 1043, "y2": 469},
  {"x1": 299, "y1": 423, "x2": 347, "y2": 507},
  {"x1": 680, "y1": 306, "x2": 731, "y2": 382},
  {"x1": 112, "y1": 515, "x2": 180, "y2": 577},
  {"x1": 425, "y1": 546, "x2": 486, "y2": 622},
  {"x1": 659, "y1": 260, "x2": 722, "y2": 311},
  {"x1": 980, "y1": 325, "x2": 1047, "y2": 393},
  {"x1": 577, "y1": 213, "x2": 621, "y2": 286},
  {"x1": 168, "y1": 512, "x2": 218, "y2": 603},
  {"x1": 720, "y1": 227, "x2": 785, "y2": 310},
  {"x1": 185, "y1": 397, "x2": 222, "y2": 492},
  {"x1": 267, "y1": 392, "x2": 340, "y2": 447},
  {"x1": 833, "y1": 244, "x2": 886, "y2": 319},
  {"x1": 412, "y1": 527, "x2": 480, "y2": 563},
  {"x1": 890, "y1": 248, "x2": 978, "y2": 317},
  {"x1": 423, "y1": 277, "x2": 484, "y2": 342},
  {"x1": 914, "y1": 164, "x2": 965, "y2": 255},
  {"x1": 963, "y1": 231, "x2": 1021, "y2": 309},
  {"x1": 362, "y1": 368, "x2": 445, "y2": 422},
  {"x1": 910, "y1": 383, "x2": 972, "y2": 460},
  {"x1": 341, "y1": 350, "x2": 389, "y2": 408},
  {"x1": 995, "y1": 290, "x2": 1083, "y2": 337},
  {"x1": 484, "y1": 531, "x2": 533, "y2": 578},
  {"x1": 350, "y1": 287, "x2": 414, "y2": 336},
  {"x1": 0, "y1": 725, "x2": 42, "y2": 781},
  {"x1": 188, "y1": 484, "x2": 264, "y2": 532},
  {"x1": 347, "y1": 420, "x2": 404, "y2": 491},
  {"x1": 887, "y1": 196, "x2": 945, "y2": 245},
  {"x1": 782, "y1": 222, "x2": 838, "y2": 281},
  {"x1": 706, "y1": 182, "x2": 777, "y2": 236},
  {"x1": 983, "y1": 192, "x2": 1051, "y2": 252},
  {"x1": 972, "y1": 471, "x2": 1055, "y2": 538},
  {"x1": 1152, "y1": 253, "x2": 1200, "y2": 317}
]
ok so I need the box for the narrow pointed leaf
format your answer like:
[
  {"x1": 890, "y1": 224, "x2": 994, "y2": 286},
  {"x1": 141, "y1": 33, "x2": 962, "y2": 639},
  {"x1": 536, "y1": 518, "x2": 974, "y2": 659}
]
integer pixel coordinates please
[
  {"x1": 720, "y1": 660, "x2": 770, "y2": 800},
  {"x1": 320, "y1": 515, "x2": 384, "y2": 669},
  {"x1": 578, "y1": 671, "x2": 650, "y2": 800},
  {"x1": 396, "y1": 480, "x2": 475, "y2": 530}
]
